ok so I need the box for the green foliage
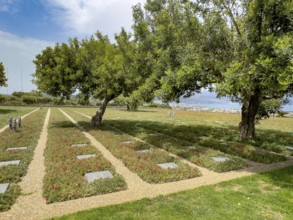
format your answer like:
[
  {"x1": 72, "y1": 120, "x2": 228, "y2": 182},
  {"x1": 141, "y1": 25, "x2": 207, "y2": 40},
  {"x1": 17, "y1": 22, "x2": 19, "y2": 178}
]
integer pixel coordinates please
[{"x1": 0, "y1": 62, "x2": 7, "y2": 87}]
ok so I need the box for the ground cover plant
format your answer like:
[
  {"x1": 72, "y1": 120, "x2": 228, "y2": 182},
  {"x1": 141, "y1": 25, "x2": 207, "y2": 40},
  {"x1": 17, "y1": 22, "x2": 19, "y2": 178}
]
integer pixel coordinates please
[
  {"x1": 73, "y1": 108, "x2": 290, "y2": 163},
  {"x1": 63, "y1": 109, "x2": 201, "y2": 183},
  {"x1": 73, "y1": 108, "x2": 247, "y2": 172},
  {"x1": 106, "y1": 121, "x2": 247, "y2": 172},
  {"x1": 0, "y1": 108, "x2": 47, "y2": 211},
  {"x1": 43, "y1": 108, "x2": 126, "y2": 204},
  {"x1": 54, "y1": 166, "x2": 293, "y2": 220},
  {"x1": 0, "y1": 106, "x2": 36, "y2": 128}
]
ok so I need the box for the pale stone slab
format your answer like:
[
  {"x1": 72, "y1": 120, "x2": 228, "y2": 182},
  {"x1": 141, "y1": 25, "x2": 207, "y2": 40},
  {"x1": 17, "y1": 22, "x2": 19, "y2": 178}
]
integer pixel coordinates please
[
  {"x1": 72, "y1": 144, "x2": 88, "y2": 147},
  {"x1": 157, "y1": 162, "x2": 179, "y2": 169},
  {"x1": 137, "y1": 149, "x2": 150, "y2": 154},
  {"x1": 148, "y1": 134, "x2": 157, "y2": 136},
  {"x1": 76, "y1": 154, "x2": 96, "y2": 160},
  {"x1": 286, "y1": 146, "x2": 293, "y2": 151},
  {"x1": 186, "y1": 146, "x2": 196, "y2": 150},
  {"x1": 0, "y1": 183, "x2": 9, "y2": 194},
  {"x1": 0, "y1": 160, "x2": 21, "y2": 166},
  {"x1": 212, "y1": 156, "x2": 230, "y2": 162},
  {"x1": 6, "y1": 147, "x2": 27, "y2": 151},
  {"x1": 120, "y1": 141, "x2": 133, "y2": 145},
  {"x1": 85, "y1": 171, "x2": 113, "y2": 183}
]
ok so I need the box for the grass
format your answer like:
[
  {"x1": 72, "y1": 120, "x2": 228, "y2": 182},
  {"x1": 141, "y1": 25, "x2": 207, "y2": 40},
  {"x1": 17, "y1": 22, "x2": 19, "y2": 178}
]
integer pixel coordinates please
[
  {"x1": 0, "y1": 106, "x2": 36, "y2": 128},
  {"x1": 63, "y1": 109, "x2": 201, "y2": 183},
  {"x1": 43, "y1": 108, "x2": 126, "y2": 204},
  {"x1": 53, "y1": 165, "x2": 293, "y2": 220},
  {"x1": 74, "y1": 107, "x2": 292, "y2": 158},
  {"x1": 0, "y1": 108, "x2": 47, "y2": 211}
]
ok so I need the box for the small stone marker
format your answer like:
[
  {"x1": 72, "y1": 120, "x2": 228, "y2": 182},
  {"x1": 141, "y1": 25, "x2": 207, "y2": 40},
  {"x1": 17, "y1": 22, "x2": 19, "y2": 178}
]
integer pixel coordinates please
[
  {"x1": 76, "y1": 154, "x2": 96, "y2": 160},
  {"x1": 6, "y1": 147, "x2": 27, "y2": 151},
  {"x1": 286, "y1": 146, "x2": 293, "y2": 151},
  {"x1": 18, "y1": 116, "x2": 22, "y2": 128},
  {"x1": 157, "y1": 162, "x2": 179, "y2": 169},
  {"x1": 187, "y1": 146, "x2": 196, "y2": 150},
  {"x1": 0, "y1": 183, "x2": 9, "y2": 194},
  {"x1": 71, "y1": 144, "x2": 88, "y2": 147},
  {"x1": 212, "y1": 156, "x2": 230, "y2": 162},
  {"x1": 85, "y1": 171, "x2": 113, "y2": 183},
  {"x1": 12, "y1": 119, "x2": 17, "y2": 132},
  {"x1": 120, "y1": 141, "x2": 133, "y2": 145},
  {"x1": 137, "y1": 149, "x2": 150, "y2": 153},
  {"x1": 8, "y1": 116, "x2": 12, "y2": 130},
  {"x1": 0, "y1": 160, "x2": 21, "y2": 167},
  {"x1": 149, "y1": 134, "x2": 157, "y2": 136}
]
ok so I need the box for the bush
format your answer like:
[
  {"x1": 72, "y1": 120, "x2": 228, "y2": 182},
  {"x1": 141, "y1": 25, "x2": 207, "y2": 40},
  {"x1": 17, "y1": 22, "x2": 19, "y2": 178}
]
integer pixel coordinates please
[
  {"x1": 0, "y1": 94, "x2": 5, "y2": 103},
  {"x1": 22, "y1": 95, "x2": 36, "y2": 104}
]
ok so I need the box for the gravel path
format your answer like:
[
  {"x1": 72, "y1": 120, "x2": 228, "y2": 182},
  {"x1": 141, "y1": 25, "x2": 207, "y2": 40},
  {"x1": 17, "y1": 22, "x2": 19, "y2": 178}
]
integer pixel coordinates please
[
  {"x1": 0, "y1": 108, "x2": 40, "y2": 134},
  {"x1": 0, "y1": 108, "x2": 292, "y2": 220}
]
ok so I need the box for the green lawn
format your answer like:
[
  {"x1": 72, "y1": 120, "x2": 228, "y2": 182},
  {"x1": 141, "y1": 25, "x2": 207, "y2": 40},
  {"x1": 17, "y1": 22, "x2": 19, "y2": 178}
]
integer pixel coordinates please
[
  {"x1": 0, "y1": 106, "x2": 36, "y2": 128},
  {"x1": 54, "y1": 166, "x2": 293, "y2": 220}
]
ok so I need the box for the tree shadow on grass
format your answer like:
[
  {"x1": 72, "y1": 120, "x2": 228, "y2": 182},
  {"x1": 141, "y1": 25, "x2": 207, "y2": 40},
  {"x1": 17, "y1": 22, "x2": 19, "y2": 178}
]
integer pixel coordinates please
[
  {"x1": 103, "y1": 119, "x2": 293, "y2": 154},
  {"x1": 0, "y1": 109, "x2": 16, "y2": 115},
  {"x1": 51, "y1": 121, "x2": 76, "y2": 129}
]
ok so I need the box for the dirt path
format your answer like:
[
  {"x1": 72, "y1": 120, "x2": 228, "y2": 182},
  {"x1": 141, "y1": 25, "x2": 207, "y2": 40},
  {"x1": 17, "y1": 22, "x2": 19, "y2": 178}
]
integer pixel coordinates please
[
  {"x1": 0, "y1": 108, "x2": 40, "y2": 134},
  {"x1": 0, "y1": 108, "x2": 292, "y2": 220}
]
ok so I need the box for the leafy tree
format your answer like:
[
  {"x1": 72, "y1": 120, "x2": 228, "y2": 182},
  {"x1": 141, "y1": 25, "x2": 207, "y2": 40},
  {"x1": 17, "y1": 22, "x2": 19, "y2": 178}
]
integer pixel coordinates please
[
  {"x1": 210, "y1": 0, "x2": 293, "y2": 140},
  {"x1": 0, "y1": 62, "x2": 7, "y2": 87},
  {"x1": 131, "y1": 0, "x2": 206, "y2": 104},
  {"x1": 33, "y1": 39, "x2": 79, "y2": 100}
]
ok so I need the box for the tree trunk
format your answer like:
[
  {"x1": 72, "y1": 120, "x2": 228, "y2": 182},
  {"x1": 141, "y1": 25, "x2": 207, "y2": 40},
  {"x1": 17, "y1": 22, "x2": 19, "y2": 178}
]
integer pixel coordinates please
[
  {"x1": 91, "y1": 98, "x2": 109, "y2": 126},
  {"x1": 239, "y1": 88, "x2": 261, "y2": 141}
]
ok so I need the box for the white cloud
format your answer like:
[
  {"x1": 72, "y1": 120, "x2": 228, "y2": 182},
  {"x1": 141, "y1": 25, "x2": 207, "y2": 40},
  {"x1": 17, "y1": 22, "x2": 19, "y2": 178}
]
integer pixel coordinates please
[
  {"x1": 0, "y1": 31, "x2": 53, "y2": 94},
  {"x1": 46, "y1": 0, "x2": 144, "y2": 38},
  {"x1": 0, "y1": 0, "x2": 18, "y2": 12}
]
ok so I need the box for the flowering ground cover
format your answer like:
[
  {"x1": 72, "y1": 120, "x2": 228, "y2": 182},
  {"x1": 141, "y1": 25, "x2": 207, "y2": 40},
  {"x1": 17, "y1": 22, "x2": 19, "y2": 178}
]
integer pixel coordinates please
[
  {"x1": 106, "y1": 121, "x2": 247, "y2": 172},
  {"x1": 43, "y1": 108, "x2": 126, "y2": 204},
  {"x1": 0, "y1": 106, "x2": 36, "y2": 128},
  {"x1": 0, "y1": 108, "x2": 47, "y2": 211},
  {"x1": 63, "y1": 109, "x2": 201, "y2": 183}
]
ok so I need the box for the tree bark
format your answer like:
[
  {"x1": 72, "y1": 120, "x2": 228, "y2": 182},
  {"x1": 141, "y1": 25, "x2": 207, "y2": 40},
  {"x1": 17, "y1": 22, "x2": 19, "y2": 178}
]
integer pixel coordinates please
[
  {"x1": 239, "y1": 88, "x2": 261, "y2": 141},
  {"x1": 91, "y1": 98, "x2": 109, "y2": 126}
]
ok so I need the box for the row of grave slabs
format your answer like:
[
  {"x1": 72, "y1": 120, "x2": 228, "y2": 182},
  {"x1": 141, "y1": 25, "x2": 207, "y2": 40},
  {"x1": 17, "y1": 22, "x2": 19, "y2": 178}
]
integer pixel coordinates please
[
  {"x1": 2, "y1": 142, "x2": 292, "y2": 194},
  {"x1": 0, "y1": 147, "x2": 27, "y2": 194}
]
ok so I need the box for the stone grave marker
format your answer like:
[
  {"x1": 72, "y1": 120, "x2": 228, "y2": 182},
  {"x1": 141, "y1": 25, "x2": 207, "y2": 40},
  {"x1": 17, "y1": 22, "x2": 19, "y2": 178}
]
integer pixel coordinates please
[
  {"x1": 212, "y1": 156, "x2": 230, "y2": 162},
  {"x1": 136, "y1": 149, "x2": 150, "y2": 154},
  {"x1": 0, "y1": 160, "x2": 21, "y2": 167},
  {"x1": 76, "y1": 154, "x2": 96, "y2": 160},
  {"x1": 72, "y1": 143, "x2": 88, "y2": 147},
  {"x1": 85, "y1": 171, "x2": 113, "y2": 183},
  {"x1": 6, "y1": 147, "x2": 27, "y2": 151},
  {"x1": 120, "y1": 141, "x2": 133, "y2": 145},
  {"x1": 187, "y1": 146, "x2": 196, "y2": 150},
  {"x1": 157, "y1": 162, "x2": 179, "y2": 169},
  {"x1": 0, "y1": 183, "x2": 9, "y2": 194},
  {"x1": 286, "y1": 146, "x2": 293, "y2": 151}
]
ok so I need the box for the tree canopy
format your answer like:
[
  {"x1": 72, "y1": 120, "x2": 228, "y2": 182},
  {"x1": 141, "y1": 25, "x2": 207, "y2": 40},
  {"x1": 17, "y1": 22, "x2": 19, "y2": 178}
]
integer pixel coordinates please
[
  {"x1": 0, "y1": 62, "x2": 7, "y2": 87},
  {"x1": 33, "y1": 0, "x2": 293, "y2": 140}
]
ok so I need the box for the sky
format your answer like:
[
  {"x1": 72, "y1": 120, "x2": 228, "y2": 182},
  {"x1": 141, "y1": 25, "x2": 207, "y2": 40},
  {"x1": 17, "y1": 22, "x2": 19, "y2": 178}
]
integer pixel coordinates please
[{"x1": 0, "y1": 0, "x2": 292, "y2": 111}]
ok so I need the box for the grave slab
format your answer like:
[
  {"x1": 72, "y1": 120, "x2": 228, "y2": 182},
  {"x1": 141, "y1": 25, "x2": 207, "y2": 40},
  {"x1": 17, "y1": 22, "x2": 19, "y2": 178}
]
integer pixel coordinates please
[
  {"x1": 76, "y1": 154, "x2": 96, "y2": 160},
  {"x1": 0, "y1": 160, "x2": 21, "y2": 167},
  {"x1": 186, "y1": 146, "x2": 196, "y2": 150},
  {"x1": 85, "y1": 171, "x2": 113, "y2": 183},
  {"x1": 72, "y1": 144, "x2": 88, "y2": 147},
  {"x1": 157, "y1": 162, "x2": 179, "y2": 169},
  {"x1": 120, "y1": 141, "x2": 133, "y2": 145},
  {"x1": 212, "y1": 156, "x2": 230, "y2": 162},
  {"x1": 0, "y1": 183, "x2": 9, "y2": 194},
  {"x1": 137, "y1": 149, "x2": 150, "y2": 153},
  {"x1": 286, "y1": 146, "x2": 293, "y2": 151},
  {"x1": 6, "y1": 147, "x2": 27, "y2": 151}
]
